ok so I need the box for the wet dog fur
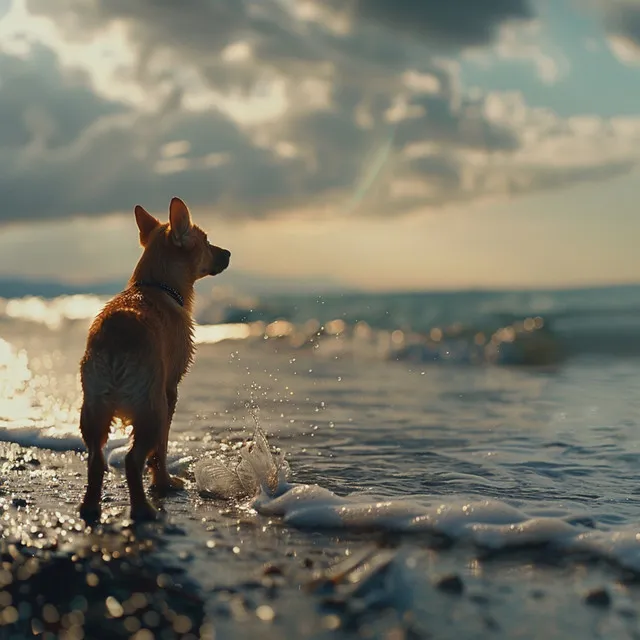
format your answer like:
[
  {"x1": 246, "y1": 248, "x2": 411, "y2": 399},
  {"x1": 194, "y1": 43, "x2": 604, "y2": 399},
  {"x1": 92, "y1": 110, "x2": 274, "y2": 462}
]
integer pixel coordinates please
[{"x1": 78, "y1": 197, "x2": 230, "y2": 522}]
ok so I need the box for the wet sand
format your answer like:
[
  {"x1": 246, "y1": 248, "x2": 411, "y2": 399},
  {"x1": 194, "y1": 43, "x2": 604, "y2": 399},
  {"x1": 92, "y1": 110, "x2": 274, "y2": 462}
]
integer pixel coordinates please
[
  {"x1": 0, "y1": 441, "x2": 350, "y2": 640},
  {"x1": 2, "y1": 440, "x2": 640, "y2": 640}
]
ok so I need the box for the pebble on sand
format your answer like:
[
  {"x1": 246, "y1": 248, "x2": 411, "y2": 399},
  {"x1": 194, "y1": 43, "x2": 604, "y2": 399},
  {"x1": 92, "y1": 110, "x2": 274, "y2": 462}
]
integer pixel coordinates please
[
  {"x1": 435, "y1": 574, "x2": 465, "y2": 595},
  {"x1": 584, "y1": 587, "x2": 611, "y2": 607}
]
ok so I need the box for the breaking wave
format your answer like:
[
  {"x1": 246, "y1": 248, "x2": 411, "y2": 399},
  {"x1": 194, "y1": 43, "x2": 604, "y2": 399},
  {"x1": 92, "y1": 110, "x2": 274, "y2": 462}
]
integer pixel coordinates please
[{"x1": 2, "y1": 284, "x2": 640, "y2": 367}]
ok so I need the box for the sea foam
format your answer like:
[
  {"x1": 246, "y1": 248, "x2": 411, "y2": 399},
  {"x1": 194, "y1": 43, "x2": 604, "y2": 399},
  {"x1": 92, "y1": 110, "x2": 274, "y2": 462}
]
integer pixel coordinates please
[{"x1": 194, "y1": 426, "x2": 640, "y2": 574}]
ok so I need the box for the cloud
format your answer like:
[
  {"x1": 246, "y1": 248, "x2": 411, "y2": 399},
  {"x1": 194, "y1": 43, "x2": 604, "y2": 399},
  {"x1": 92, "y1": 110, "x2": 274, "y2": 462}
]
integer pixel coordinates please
[
  {"x1": 598, "y1": 0, "x2": 640, "y2": 63},
  {"x1": 308, "y1": 0, "x2": 533, "y2": 47},
  {"x1": 0, "y1": 0, "x2": 637, "y2": 225},
  {"x1": 463, "y1": 20, "x2": 569, "y2": 85},
  {"x1": 0, "y1": 46, "x2": 125, "y2": 150},
  {"x1": 0, "y1": 82, "x2": 296, "y2": 220}
]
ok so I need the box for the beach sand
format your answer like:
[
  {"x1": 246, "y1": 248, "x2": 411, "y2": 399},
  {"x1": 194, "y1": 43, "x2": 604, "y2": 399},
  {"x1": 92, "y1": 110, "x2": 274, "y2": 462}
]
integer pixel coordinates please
[{"x1": 2, "y1": 438, "x2": 640, "y2": 640}]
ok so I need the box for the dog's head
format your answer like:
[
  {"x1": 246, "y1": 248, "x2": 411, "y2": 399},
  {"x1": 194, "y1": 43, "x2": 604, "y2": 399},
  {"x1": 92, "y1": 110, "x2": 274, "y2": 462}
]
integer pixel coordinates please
[{"x1": 134, "y1": 197, "x2": 231, "y2": 280}]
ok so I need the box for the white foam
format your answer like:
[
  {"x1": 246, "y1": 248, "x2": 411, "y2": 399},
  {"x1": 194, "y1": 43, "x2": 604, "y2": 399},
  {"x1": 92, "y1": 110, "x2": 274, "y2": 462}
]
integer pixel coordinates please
[
  {"x1": 0, "y1": 426, "x2": 87, "y2": 452},
  {"x1": 0, "y1": 425, "x2": 129, "y2": 456},
  {"x1": 195, "y1": 427, "x2": 640, "y2": 575},
  {"x1": 568, "y1": 529, "x2": 640, "y2": 572},
  {"x1": 106, "y1": 444, "x2": 191, "y2": 473},
  {"x1": 0, "y1": 425, "x2": 196, "y2": 478}
]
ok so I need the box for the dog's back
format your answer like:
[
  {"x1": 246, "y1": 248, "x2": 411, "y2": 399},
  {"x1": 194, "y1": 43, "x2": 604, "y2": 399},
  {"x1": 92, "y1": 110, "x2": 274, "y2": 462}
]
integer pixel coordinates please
[{"x1": 80, "y1": 287, "x2": 193, "y2": 421}]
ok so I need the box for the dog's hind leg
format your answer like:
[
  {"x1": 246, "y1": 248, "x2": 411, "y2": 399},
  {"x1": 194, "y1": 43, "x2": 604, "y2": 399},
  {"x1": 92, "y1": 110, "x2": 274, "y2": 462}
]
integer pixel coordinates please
[
  {"x1": 149, "y1": 386, "x2": 185, "y2": 493},
  {"x1": 79, "y1": 401, "x2": 113, "y2": 524},
  {"x1": 126, "y1": 407, "x2": 166, "y2": 521}
]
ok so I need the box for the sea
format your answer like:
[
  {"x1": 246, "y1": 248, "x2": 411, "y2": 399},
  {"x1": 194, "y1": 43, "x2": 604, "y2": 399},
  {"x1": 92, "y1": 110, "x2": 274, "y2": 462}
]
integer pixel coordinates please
[{"x1": 2, "y1": 283, "x2": 640, "y2": 638}]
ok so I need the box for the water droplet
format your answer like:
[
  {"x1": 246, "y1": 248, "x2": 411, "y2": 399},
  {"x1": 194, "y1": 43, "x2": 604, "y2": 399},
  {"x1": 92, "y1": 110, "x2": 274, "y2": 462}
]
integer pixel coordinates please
[{"x1": 256, "y1": 605, "x2": 275, "y2": 622}]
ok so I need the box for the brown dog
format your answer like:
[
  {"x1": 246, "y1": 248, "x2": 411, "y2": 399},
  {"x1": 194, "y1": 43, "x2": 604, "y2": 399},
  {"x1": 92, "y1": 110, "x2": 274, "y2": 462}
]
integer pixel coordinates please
[{"x1": 79, "y1": 197, "x2": 230, "y2": 522}]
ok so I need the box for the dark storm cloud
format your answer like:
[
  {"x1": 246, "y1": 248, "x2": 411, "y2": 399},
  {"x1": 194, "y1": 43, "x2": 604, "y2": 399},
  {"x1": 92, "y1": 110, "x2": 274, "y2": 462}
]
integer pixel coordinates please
[
  {"x1": 393, "y1": 92, "x2": 520, "y2": 152},
  {"x1": 0, "y1": 46, "x2": 125, "y2": 149},
  {"x1": 25, "y1": 0, "x2": 310, "y2": 89},
  {"x1": 312, "y1": 0, "x2": 533, "y2": 47},
  {"x1": 0, "y1": 0, "x2": 538, "y2": 223},
  {"x1": 0, "y1": 92, "x2": 299, "y2": 222},
  {"x1": 21, "y1": 0, "x2": 538, "y2": 108},
  {"x1": 1, "y1": 0, "x2": 637, "y2": 224}
]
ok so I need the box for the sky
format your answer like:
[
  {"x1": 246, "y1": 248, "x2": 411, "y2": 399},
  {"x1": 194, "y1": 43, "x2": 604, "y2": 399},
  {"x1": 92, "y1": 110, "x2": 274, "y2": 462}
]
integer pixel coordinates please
[{"x1": 0, "y1": 0, "x2": 640, "y2": 292}]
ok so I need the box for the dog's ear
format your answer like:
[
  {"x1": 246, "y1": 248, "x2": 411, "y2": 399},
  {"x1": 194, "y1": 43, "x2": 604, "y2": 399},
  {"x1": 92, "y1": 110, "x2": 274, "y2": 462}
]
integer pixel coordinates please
[
  {"x1": 134, "y1": 205, "x2": 160, "y2": 247},
  {"x1": 169, "y1": 197, "x2": 195, "y2": 248}
]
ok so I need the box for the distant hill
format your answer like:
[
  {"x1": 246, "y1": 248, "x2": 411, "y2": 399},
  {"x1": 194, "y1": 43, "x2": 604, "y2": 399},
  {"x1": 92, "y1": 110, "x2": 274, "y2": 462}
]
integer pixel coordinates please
[
  {"x1": 0, "y1": 278, "x2": 125, "y2": 298},
  {"x1": 0, "y1": 271, "x2": 348, "y2": 299},
  {"x1": 1, "y1": 275, "x2": 639, "y2": 301}
]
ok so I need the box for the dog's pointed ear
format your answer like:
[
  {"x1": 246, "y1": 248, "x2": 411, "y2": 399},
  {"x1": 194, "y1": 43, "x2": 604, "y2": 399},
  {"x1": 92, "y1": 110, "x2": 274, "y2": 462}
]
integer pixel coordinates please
[
  {"x1": 169, "y1": 197, "x2": 194, "y2": 248},
  {"x1": 134, "y1": 205, "x2": 160, "y2": 247}
]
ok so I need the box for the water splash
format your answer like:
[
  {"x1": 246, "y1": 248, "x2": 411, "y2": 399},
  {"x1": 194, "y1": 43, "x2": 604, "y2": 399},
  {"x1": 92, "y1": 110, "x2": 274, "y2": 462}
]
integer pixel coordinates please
[{"x1": 194, "y1": 421, "x2": 290, "y2": 500}]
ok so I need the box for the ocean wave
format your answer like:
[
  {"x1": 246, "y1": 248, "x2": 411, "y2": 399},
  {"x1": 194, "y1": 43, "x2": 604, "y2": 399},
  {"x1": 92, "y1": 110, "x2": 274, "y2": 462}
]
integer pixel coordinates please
[
  {"x1": 2, "y1": 289, "x2": 640, "y2": 365},
  {"x1": 172, "y1": 286, "x2": 640, "y2": 364},
  {"x1": 230, "y1": 315, "x2": 565, "y2": 366},
  {"x1": 195, "y1": 427, "x2": 640, "y2": 576},
  {"x1": 198, "y1": 285, "x2": 640, "y2": 364}
]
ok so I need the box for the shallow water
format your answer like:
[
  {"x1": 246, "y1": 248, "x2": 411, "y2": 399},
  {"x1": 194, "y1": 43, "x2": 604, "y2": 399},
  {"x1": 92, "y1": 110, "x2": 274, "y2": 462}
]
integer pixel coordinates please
[{"x1": 2, "y1": 290, "x2": 640, "y2": 637}]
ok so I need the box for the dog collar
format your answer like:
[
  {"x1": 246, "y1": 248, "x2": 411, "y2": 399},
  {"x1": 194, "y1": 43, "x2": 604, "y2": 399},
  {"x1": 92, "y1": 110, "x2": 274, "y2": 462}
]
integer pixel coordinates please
[{"x1": 134, "y1": 281, "x2": 184, "y2": 307}]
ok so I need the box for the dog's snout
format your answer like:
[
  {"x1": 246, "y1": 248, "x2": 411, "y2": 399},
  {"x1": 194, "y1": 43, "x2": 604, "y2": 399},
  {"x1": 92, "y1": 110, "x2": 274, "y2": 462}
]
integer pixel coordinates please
[
  {"x1": 218, "y1": 248, "x2": 230, "y2": 267},
  {"x1": 210, "y1": 246, "x2": 230, "y2": 275}
]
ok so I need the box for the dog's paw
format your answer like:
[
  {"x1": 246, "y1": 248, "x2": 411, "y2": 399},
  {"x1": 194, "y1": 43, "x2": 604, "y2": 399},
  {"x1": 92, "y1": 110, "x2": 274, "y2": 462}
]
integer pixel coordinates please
[
  {"x1": 151, "y1": 474, "x2": 186, "y2": 494},
  {"x1": 79, "y1": 502, "x2": 101, "y2": 525},
  {"x1": 130, "y1": 501, "x2": 159, "y2": 522}
]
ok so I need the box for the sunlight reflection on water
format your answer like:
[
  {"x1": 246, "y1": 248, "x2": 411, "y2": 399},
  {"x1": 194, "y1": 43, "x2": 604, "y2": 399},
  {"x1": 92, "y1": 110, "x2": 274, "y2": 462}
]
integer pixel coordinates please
[
  {"x1": 0, "y1": 294, "x2": 254, "y2": 441},
  {"x1": 0, "y1": 336, "x2": 81, "y2": 437},
  {"x1": 3, "y1": 295, "x2": 105, "y2": 329}
]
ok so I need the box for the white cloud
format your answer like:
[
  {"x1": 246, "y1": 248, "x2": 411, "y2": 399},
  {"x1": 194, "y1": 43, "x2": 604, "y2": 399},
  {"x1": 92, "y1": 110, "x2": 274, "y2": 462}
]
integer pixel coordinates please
[{"x1": 608, "y1": 34, "x2": 640, "y2": 64}]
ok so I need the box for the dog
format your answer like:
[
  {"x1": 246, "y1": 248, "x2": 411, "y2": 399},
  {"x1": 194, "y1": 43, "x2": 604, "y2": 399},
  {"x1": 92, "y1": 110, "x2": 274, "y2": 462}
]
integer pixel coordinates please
[{"x1": 78, "y1": 197, "x2": 230, "y2": 522}]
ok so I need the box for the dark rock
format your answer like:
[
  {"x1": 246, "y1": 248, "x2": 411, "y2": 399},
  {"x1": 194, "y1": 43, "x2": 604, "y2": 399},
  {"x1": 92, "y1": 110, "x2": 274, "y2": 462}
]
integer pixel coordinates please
[
  {"x1": 262, "y1": 563, "x2": 283, "y2": 576},
  {"x1": 435, "y1": 574, "x2": 464, "y2": 595},
  {"x1": 584, "y1": 587, "x2": 611, "y2": 607},
  {"x1": 11, "y1": 498, "x2": 28, "y2": 508}
]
